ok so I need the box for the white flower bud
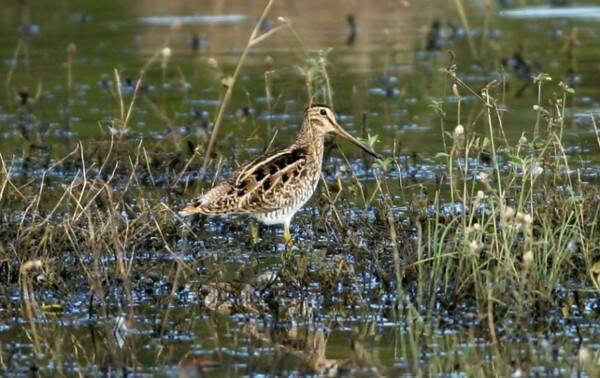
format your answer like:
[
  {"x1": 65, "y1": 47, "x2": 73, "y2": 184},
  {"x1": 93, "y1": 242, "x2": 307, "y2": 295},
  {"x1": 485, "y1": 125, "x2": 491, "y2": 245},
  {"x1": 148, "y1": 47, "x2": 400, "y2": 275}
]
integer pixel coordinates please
[
  {"x1": 504, "y1": 206, "x2": 515, "y2": 219},
  {"x1": 468, "y1": 240, "x2": 480, "y2": 254},
  {"x1": 453, "y1": 124, "x2": 464, "y2": 138},
  {"x1": 518, "y1": 135, "x2": 527, "y2": 145},
  {"x1": 207, "y1": 57, "x2": 219, "y2": 69},
  {"x1": 452, "y1": 83, "x2": 460, "y2": 98},
  {"x1": 523, "y1": 250, "x2": 534, "y2": 266}
]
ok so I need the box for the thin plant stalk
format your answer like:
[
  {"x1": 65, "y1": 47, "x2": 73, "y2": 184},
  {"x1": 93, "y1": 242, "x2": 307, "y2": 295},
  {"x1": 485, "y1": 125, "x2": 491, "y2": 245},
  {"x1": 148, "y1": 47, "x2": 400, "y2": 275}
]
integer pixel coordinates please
[{"x1": 201, "y1": 0, "x2": 280, "y2": 175}]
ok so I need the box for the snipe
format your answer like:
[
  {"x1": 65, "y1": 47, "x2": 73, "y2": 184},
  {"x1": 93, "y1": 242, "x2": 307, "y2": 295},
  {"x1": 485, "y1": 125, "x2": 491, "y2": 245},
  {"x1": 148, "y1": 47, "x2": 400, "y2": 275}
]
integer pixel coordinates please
[{"x1": 179, "y1": 104, "x2": 380, "y2": 245}]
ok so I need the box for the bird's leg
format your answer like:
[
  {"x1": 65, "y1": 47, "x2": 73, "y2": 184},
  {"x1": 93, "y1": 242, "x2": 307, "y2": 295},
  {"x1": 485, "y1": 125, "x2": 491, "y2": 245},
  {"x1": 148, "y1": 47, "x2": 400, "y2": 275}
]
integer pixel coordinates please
[
  {"x1": 283, "y1": 222, "x2": 293, "y2": 247},
  {"x1": 250, "y1": 220, "x2": 260, "y2": 244}
]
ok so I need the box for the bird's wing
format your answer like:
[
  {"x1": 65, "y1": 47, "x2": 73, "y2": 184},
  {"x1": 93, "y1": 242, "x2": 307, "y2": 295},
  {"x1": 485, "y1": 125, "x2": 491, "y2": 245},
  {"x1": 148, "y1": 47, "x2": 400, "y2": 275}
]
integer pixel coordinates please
[{"x1": 190, "y1": 146, "x2": 308, "y2": 215}]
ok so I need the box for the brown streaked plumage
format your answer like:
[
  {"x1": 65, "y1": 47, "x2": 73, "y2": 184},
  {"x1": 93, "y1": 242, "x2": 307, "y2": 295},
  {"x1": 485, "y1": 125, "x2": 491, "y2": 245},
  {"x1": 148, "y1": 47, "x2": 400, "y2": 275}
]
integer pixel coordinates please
[{"x1": 179, "y1": 104, "x2": 380, "y2": 244}]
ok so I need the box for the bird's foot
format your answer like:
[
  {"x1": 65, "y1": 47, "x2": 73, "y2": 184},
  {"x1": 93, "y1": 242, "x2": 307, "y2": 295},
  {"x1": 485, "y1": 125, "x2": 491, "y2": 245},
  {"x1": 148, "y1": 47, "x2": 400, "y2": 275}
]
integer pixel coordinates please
[
  {"x1": 250, "y1": 222, "x2": 259, "y2": 244},
  {"x1": 283, "y1": 227, "x2": 293, "y2": 247}
]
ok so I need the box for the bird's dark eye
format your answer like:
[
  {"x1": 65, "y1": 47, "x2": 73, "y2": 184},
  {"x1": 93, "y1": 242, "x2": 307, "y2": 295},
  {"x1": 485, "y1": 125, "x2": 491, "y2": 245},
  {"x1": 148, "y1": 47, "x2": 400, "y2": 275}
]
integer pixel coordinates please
[{"x1": 319, "y1": 109, "x2": 327, "y2": 116}]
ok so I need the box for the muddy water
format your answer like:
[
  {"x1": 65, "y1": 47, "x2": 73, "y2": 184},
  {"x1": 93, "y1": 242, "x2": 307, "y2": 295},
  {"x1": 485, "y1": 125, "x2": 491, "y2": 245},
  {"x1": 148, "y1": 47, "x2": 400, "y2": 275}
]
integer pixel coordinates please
[{"x1": 1, "y1": 0, "x2": 599, "y2": 376}]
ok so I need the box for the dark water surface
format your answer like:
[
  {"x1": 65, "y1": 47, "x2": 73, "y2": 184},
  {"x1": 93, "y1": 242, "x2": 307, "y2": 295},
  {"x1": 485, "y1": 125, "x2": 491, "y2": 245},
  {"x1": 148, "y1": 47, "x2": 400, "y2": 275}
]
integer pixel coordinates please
[{"x1": 1, "y1": 0, "x2": 599, "y2": 376}]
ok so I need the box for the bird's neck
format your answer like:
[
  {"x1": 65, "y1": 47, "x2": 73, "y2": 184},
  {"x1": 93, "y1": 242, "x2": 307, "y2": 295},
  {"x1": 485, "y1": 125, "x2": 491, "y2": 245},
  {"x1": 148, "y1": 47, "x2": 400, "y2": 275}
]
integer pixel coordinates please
[{"x1": 296, "y1": 122, "x2": 325, "y2": 163}]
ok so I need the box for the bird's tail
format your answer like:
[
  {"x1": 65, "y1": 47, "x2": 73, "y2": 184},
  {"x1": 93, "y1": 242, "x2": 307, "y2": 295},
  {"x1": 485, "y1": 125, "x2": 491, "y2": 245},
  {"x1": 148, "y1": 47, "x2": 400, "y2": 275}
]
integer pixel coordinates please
[
  {"x1": 178, "y1": 205, "x2": 201, "y2": 217},
  {"x1": 178, "y1": 199, "x2": 207, "y2": 217}
]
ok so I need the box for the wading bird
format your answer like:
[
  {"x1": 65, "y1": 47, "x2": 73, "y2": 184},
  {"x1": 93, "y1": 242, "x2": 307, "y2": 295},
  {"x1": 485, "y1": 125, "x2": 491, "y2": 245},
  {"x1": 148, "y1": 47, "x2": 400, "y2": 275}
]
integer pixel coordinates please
[{"x1": 179, "y1": 104, "x2": 380, "y2": 245}]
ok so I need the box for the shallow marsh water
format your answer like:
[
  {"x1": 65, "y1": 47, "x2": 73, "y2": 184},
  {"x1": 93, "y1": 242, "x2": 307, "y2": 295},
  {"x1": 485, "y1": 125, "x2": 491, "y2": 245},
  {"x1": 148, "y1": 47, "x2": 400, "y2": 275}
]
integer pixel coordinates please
[{"x1": 1, "y1": 0, "x2": 599, "y2": 376}]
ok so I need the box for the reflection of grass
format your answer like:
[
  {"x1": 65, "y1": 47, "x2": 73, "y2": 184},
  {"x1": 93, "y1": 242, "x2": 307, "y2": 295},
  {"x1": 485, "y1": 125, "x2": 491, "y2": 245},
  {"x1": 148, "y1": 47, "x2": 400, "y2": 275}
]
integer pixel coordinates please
[{"x1": 0, "y1": 60, "x2": 599, "y2": 378}]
